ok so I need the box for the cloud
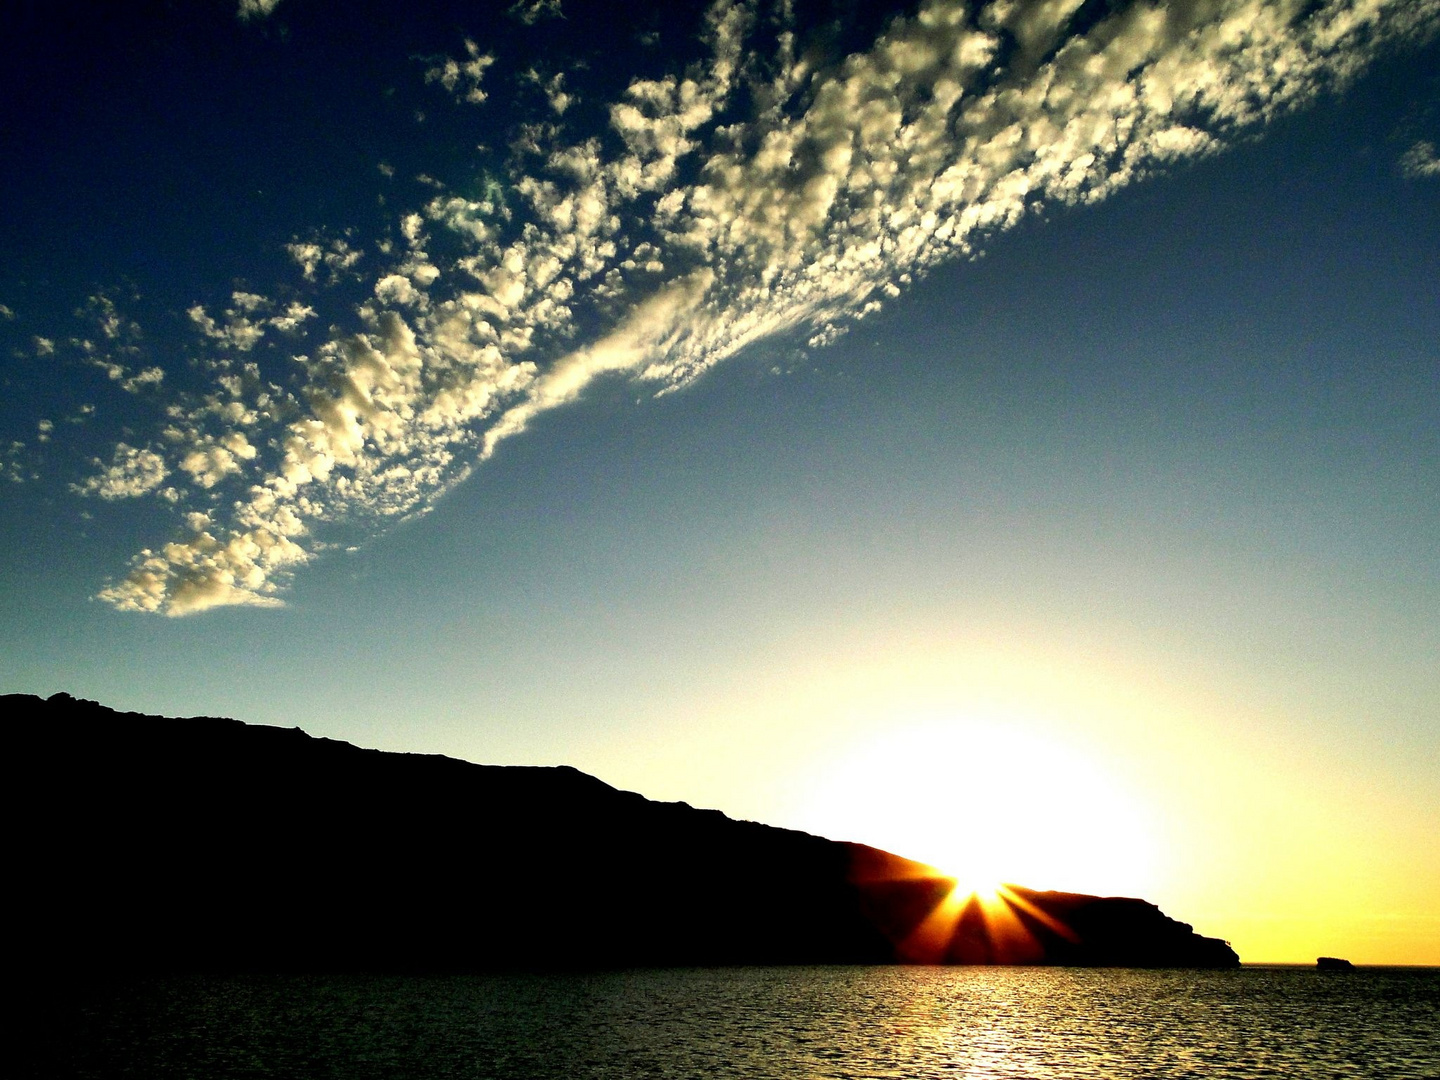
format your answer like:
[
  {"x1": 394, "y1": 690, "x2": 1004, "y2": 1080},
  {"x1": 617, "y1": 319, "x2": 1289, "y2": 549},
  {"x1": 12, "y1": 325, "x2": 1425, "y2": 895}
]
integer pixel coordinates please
[
  {"x1": 270, "y1": 302, "x2": 317, "y2": 333},
  {"x1": 481, "y1": 269, "x2": 716, "y2": 456},
  {"x1": 74, "y1": 443, "x2": 169, "y2": 501},
  {"x1": 1400, "y1": 139, "x2": 1440, "y2": 178},
  {"x1": 89, "y1": 358, "x2": 165, "y2": 393},
  {"x1": 4, "y1": 439, "x2": 33, "y2": 483},
  {"x1": 76, "y1": 293, "x2": 141, "y2": 348},
  {"x1": 375, "y1": 274, "x2": 426, "y2": 307},
  {"x1": 525, "y1": 68, "x2": 574, "y2": 115},
  {"x1": 509, "y1": 0, "x2": 564, "y2": 26},
  {"x1": 189, "y1": 291, "x2": 316, "y2": 352},
  {"x1": 178, "y1": 431, "x2": 259, "y2": 489},
  {"x1": 425, "y1": 39, "x2": 495, "y2": 105},
  {"x1": 84, "y1": 0, "x2": 1439, "y2": 614},
  {"x1": 237, "y1": 0, "x2": 282, "y2": 21},
  {"x1": 59, "y1": 294, "x2": 169, "y2": 391},
  {"x1": 287, "y1": 236, "x2": 364, "y2": 283},
  {"x1": 96, "y1": 527, "x2": 301, "y2": 615}
]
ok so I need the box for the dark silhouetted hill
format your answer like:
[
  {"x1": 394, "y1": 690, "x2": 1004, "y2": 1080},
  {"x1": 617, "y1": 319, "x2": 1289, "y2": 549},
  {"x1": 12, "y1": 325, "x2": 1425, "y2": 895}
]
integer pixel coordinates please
[{"x1": 5, "y1": 693, "x2": 1238, "y2": 972}]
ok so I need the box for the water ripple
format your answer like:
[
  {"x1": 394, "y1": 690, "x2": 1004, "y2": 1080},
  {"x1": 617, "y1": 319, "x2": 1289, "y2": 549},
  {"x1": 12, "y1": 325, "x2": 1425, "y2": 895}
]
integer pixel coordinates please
[{"x1": 29, "y1": 966, "x2": 1440, "y2": 1080}]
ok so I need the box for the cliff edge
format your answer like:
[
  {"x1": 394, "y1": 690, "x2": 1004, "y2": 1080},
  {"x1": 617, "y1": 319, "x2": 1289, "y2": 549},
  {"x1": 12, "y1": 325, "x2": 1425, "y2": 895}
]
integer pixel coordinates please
[{"x1": 4, "y1": 693, "x2": 1238, "y2": 972}]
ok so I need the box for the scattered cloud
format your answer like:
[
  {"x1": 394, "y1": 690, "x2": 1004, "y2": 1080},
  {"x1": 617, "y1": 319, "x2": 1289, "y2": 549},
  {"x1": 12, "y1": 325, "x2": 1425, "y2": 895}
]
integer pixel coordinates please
[
  {"x1": 4, "y1": 439, "x2": 32, "y2": 483},
  {"x1": 177, "y1": 431, "x2": 259, "y2": 489},
  {"x1": 1400, "y1": 138, "x2": 1440, "y2": 178},
  {"x1": 61, "y1": 294, "x2": 169, "y2": 391},
  {"x1": 509, "y1": 0, "x2": 564, "y2": 26},
  {"x1": 96, "y1": 528, "x2": 299, "y2": 615},
  {"x1": 189, "y1": 303, "x2": 265, "y2": 352},
  {"x1": 189, "y1": 291, "x2": 316, "y2": 351},
  {"x1": 0, "y1": 303, "x2": 15, "y2": 321},
  {"x1": 525, "y1": 69, "x2": 574, "y2": 116},
  {"x1": 74, "y1": 443, "x2": 169, "y2": 501},
  {"x1": 270, "y1": 302, "x2": 318, "y2": 333},
  {"x1": 77, "y1": 0, "x2": 1439, "y2": 614},
  {"x1": 77, "y1": 293, "x2": 141, "y2": 347},
  {"x1": 425, "y1": 39, "x2": 495, "y2": 105},
  {"x1": 89, "y1": 358, "x2": 165, "y2": 393},
  {"x1": 287, "y1": 236, "x2": 364, "y2": 283}
]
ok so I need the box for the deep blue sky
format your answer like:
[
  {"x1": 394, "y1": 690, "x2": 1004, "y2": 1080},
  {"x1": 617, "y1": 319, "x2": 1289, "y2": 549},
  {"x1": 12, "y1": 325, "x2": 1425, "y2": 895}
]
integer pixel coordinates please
[{"x1": 1, "y1": 0, "x2": 1437, "y2": 962}]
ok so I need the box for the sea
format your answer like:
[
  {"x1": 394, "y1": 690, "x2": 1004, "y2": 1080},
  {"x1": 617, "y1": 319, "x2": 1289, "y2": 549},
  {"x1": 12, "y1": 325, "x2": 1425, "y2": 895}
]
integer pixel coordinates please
[{"x1": 23, "y1": 965, "x2": 1439, "y2": 1079}]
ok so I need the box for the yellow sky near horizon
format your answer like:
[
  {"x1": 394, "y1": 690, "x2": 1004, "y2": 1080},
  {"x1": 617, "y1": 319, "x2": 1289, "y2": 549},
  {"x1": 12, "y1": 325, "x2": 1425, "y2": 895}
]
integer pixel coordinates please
[{"x1": 563, "y1": 627, "x2": 1439, "y2": 966}]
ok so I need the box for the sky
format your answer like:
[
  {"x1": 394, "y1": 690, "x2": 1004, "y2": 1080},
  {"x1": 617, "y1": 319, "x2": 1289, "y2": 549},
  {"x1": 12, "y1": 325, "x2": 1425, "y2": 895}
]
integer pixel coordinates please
[{"x1": 1, "y1": 0, "x2": 1437, "y2": 965}]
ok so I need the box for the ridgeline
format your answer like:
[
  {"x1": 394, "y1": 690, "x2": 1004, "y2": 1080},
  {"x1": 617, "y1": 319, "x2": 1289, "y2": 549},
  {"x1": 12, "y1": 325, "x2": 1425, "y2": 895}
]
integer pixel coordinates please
[{"x1": 6, "y1": 693, "x2": 1238, "y2": 972}]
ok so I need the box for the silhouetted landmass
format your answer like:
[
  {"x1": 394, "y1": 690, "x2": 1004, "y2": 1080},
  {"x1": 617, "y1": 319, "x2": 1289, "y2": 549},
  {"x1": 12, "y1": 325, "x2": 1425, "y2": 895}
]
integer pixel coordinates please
[
  {"x1": 1317, "y1": 956, "x2": 1354, "y2": 970},
  {"x1": 6, "y1": 693, "x2": 1239, "y2": 972}
]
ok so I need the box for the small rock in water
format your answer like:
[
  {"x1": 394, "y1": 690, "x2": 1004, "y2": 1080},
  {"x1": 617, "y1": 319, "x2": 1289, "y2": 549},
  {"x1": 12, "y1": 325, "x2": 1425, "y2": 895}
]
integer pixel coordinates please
[{"x1": 1316, "y1": 956, "x2": 1353, "y2": 971}]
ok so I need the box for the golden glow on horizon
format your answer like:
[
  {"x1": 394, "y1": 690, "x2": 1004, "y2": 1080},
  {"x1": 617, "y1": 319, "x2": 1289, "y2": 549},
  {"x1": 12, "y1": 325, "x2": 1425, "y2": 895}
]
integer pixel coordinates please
[
  {"x1": 580, "y1": 634, "x2": 1440, "y2": 964},
  {"x1": 943, "y1": 876, "x2": 1005, "y2": 909},
  {"x1": 795, "y1": 715, "x2": 1159, "y2": 901}
]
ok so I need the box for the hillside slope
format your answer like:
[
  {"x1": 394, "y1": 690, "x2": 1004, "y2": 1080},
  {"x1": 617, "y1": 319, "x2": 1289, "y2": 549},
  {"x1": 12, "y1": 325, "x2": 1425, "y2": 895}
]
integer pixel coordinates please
[{"x1": 5, "y1": 693, "x2": 1238, "y2": 971}]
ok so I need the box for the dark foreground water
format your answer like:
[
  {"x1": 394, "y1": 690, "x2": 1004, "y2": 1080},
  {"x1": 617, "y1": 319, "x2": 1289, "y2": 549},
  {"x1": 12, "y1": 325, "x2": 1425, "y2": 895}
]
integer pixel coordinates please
[{"x1": 23, "y1": 966, "x2": 1440, "y2": 1079}]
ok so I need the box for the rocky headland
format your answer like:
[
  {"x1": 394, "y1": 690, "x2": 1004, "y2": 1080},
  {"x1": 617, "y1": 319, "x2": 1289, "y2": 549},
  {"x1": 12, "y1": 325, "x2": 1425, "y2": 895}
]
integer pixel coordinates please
[{"x1": 6, "y1": 693, "x2": 1239, "y2": 972}]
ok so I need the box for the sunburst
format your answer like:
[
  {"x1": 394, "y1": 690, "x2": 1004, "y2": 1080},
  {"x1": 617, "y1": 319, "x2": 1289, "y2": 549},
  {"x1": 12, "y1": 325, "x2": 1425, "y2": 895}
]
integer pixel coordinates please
[{"x1": 852, "y1": 853, "x2": 1082, "y2": 965}]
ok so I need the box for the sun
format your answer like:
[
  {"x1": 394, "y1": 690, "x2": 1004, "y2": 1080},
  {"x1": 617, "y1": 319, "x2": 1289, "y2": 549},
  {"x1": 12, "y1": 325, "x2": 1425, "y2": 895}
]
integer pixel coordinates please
[
  {"x1": 881, "y1": 874, "x2": 1060, "y2": 965},
  {"x1": 925, "y1": 857, "x2": 1006, "y2": 908},
  {"x1": 794, "y1": 714, "x2": 1158, "y2": 900}
]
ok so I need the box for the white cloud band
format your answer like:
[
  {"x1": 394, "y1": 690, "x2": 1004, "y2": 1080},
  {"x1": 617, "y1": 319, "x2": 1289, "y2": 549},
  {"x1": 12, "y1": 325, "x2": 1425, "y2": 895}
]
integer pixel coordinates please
[{"x1": 81, "y1": 0, "x2": 1438, "y2": 614}]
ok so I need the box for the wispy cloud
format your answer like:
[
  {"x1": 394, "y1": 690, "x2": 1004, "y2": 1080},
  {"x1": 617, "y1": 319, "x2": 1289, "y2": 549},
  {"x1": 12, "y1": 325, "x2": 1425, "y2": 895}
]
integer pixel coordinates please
[
  {"x1": 4, "y1": 439, "x2": 32, "y2": 483},
  {"x1": 75, "y1": 0, "x2": 1438, "y2": 614},
  {"x1": 60, "y1": 293, "x2": 167, "y2": 393},
  {"x1": 1400, "y1": 138, "x2": 1440, "y2": 177}
]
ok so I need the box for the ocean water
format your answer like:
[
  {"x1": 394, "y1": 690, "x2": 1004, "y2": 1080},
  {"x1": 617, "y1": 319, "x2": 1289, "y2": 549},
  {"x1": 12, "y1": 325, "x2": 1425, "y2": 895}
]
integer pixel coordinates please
[{"x1": 25, "y1": 966, "x2": 1439, "y2": 1079}]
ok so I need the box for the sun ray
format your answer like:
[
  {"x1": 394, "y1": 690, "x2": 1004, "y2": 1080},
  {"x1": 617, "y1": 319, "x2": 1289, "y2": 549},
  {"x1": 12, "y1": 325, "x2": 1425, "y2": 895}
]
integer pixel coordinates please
[{"x1": 854, "y1": 845, "x2": 1094, "y2": 964}]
